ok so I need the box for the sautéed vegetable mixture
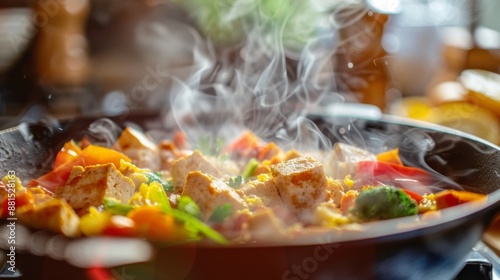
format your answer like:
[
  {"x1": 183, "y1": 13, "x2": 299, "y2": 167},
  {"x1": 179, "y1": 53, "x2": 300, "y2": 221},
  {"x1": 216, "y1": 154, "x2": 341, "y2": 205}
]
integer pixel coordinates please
[{"x1": 0, "y1": 127, "x2": 486, "y2": 244}]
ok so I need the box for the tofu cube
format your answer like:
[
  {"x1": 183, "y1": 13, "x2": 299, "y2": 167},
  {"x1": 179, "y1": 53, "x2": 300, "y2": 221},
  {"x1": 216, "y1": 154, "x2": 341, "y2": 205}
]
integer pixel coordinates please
[
  {"x1": 56, "y1": 163, "x2": 135, "y2": 209},
  {"x1": 241, "y1": 178, "x2": 283, "y2": 207},
  {"x1": 271, "y1": 156, "x2": 327, "y2": 219},
  {"x1": 170, "y1": 150, "x2": 222, "y2": 193},
  {"x1": 114, "y1": 127, "x2": 160, "y2": 170},
  {"x1": 17, "y1": 198, "x2": 80, "y2": 237},
  {"x1": 182, "y1": 171, "x2": 247, "y2": 221}
]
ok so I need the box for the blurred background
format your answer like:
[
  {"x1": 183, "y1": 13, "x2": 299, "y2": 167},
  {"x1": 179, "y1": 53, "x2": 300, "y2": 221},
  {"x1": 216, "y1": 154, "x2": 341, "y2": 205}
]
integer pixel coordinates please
[{"x1": 1, "y1": 0, "x2": 500, "y2": 145}]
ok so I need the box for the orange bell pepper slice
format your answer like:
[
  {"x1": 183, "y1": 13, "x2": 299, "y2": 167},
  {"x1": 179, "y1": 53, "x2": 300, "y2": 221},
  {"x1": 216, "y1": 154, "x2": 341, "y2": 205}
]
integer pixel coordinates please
[
  {"x1": 79, "y1": 145, "x2": 131, "y2": 168},
  {"x1": 29, "y1": 144, "x2": 131, "y2": 192},
  {"x1": 127, "y1": 206, "x2": 176, "y2": 241},
  {"x1": 434, "y1": 190, "x2": 487, "y2": 209},
  {"x1": 376, "y1": 148, "x2": 403, "y2": 166}
]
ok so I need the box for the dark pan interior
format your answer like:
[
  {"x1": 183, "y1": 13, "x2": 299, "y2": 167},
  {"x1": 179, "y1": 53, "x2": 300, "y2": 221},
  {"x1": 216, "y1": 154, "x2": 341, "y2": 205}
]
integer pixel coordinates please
[{"x1": 310, "y1": 115, "x2": 500, "y2": 195}]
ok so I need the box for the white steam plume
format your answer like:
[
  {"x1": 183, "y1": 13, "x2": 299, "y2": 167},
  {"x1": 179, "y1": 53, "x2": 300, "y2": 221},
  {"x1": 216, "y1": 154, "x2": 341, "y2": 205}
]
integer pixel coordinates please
[{"x1": 136, "y1": 0, "x2": 371, "y2": 151}]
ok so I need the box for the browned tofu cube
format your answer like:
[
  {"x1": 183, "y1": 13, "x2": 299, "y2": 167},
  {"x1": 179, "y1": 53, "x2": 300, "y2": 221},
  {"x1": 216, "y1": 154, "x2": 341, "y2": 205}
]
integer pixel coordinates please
[
  {"x1": 182, "y1": 171, "x2": 247, "y2": 221},
  {"x1": 114, "y1": 127, "x2": 158, "y2": 151},
  {"x1": 271, "y1": 156, "x2": 327, "y2": 220},
  {"x1": 241, "y1": 178, "x2": 283, "y2": 207},
  {"x1": 56, "y1": 163, "x2": 135, "y2": 209},
  {"x1": 113, "y1": 127, "x2": 160, "y2": 170},
  {"x1": 17, "y1": 198, "x2": 80, "y2": 237},
  {"x1": 170, "y1": 150, "x2": 222, "y2": 193}
]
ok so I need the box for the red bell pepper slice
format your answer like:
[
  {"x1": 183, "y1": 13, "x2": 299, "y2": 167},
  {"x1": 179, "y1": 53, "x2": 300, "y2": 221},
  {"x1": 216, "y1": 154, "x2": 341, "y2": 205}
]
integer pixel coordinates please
[
  {"x1": 376, "y1": 148, "x2": 403, "y2": 166},
  {"x1": 102, "y1": 215, "x2": 136, "y2": 237},
  {"x1": 402, "y1": 189, "x2": 423, "y2": 204},
  {"x1": 29, "y1": 144, "x2": 131, "y2": 192},
  {"x1": 53, "y1": 140, "x2": 82, "y2": 168},
  {"x1": 225, "y1": 130, "x2": 261, "y2": 159},
  {"x1": 27, "y1": 156, "x2": 83, "y2": 191},
  {"x1": 434, "y1": 190, "x2": 486, "y2": 209},
  {"x1": 356, "y1": 160, "x2": 433, "y2": 187}
]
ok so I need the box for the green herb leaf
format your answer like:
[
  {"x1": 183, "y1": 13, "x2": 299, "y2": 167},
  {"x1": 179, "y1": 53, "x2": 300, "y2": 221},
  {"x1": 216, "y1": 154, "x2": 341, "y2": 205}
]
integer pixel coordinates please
[
  {"x1": 228, "y1": 176, "x2": 243, "y2": 189},
  {"x1": 178, "y1": 195, "x2": 202, "y2": 219},
  {"x1": 208, "y1": 203, "x2": 232, "y2": 223}
]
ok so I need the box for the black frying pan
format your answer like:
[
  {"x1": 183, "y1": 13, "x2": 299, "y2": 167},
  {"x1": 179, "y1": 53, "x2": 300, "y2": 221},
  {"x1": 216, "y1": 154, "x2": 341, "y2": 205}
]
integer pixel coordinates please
[{"x1": 0, "y1": 112, "x2": 498, "y2": 280}]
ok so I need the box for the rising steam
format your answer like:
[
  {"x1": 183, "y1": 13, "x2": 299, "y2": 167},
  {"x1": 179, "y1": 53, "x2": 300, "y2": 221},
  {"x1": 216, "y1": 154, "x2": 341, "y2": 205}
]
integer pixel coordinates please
[{"x1": 134, "y1": 0, "x2": 375, "y2": 153}]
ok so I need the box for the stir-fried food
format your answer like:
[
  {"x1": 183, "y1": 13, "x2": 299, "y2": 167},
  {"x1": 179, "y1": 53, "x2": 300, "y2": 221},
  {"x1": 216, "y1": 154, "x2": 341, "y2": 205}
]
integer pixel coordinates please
[{"x1": 0, "y1": 127, "x2": 487, "y2": 244}]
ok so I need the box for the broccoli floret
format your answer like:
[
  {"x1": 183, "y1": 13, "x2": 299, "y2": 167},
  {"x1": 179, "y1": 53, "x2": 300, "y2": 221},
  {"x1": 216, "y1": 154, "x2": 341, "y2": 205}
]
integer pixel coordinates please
[{"x1": 350, "y1": 186, "x2": 418, "y2": 221}]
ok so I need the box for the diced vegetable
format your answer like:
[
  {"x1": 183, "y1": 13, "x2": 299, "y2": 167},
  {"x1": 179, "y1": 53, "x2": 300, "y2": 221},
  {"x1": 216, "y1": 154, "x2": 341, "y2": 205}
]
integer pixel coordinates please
[
  {"x1": 225, "y1": 131, "x2": 260, "y2": 156},
  {"x1": 128, "y1": 187, "x2": 227, "y2": 243},
  {"x1": 256, "y1": 142, "x2": 281, "y2": 161},
  {"x1": 402, "y1": 189, "x2": 424, "y2": 204},
  {"x1": 29, "y1": 144, "x2": 131, "y2": 192},
  {"x1": 102, "y1": 215, "x2": 136, "y2": 237},
  {"x1": 167, "y1": 208, "x2": 228, "y2": 244},
  {"x1": 241, "y1": 158, "x2": 259, "y2": 179},
  {"x1": 434, "y1": 190, "x2": 486, "y2": 209},
  {"x1": 129, "y1": 182, "x2": 171, "y2": 212},
  {"x1": 177, "y1": 196, "x2": 201, "y2": 219},
  {"x1": 80, "y1": 207, "x2": 112, "y2": 236},
  {"x1": 103, "y1": 198, "x2": 134, "y2": 215},
  {"x1": 376, "y1": 148, "x2": 403, "y2": 166},
  {"x1": 350, "y1": 186, "x2": 418, "y2": 221},
  {"x1": 80, "y1": 145, "x2": 131, "y2": 168},
  {"x1": 53, "y1": 140, "x2": 82, "y2": 168},
  {"x1": 356, "y1": 161, "x2": 432, "y2": 185},
  {"x1": 146, "y1": 172, "x2": 174, "y2": 193},
  {"x1": 127, "y1": 206, "x2": 177, "y2": 241},
  {"x1": 418, "y1": 194, "x2": 436, "y2": 213}
]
